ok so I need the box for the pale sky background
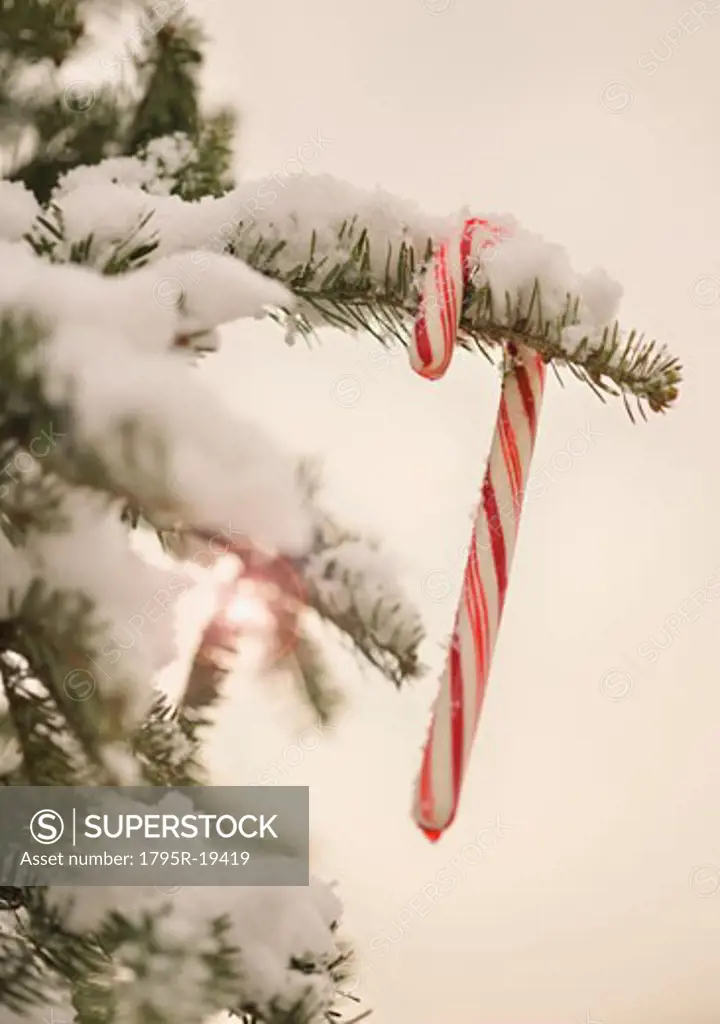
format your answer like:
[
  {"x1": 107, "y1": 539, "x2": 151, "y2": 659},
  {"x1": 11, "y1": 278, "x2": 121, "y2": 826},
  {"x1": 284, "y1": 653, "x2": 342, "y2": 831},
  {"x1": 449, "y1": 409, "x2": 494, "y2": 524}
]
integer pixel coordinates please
[{"x1": 170, "y1": 0, "x2": 717, "y2": 1020}]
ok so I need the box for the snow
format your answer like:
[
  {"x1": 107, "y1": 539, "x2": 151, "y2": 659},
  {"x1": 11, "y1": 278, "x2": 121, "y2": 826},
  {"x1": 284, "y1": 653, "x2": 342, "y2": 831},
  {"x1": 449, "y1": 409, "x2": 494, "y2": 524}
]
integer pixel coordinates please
[
  {"x1": 307, "y1": 538, "x2": 423, "y2": 656},
  {"x1": 0, "y1": 181, "x2": 41, "y2": 242},
  {"x1": 144, "y1": 251, "x2": 291, "y2": 335},
  {"x1": 46, "y1": 878, "x2": 342, "y2": 1024},
  {"x1": 50, "y1": 180, "x2": 157, "y2": 262},
  {"x1": 54, "y1": 134, "x2": 200, "y2": 199},
  {"x1": 475, "y1": 228, "x2": 624, "y2": 328},
  {"x1": 0, "y1": 240, "x2": 308, "y2": 548},
  {"x1": 43, "y1": 158, "x2": 654, "y2": 383},
  {"x1": 55, "y1": 156, "x2": 161, "y2": 197},
  {"x1": 139, "y1": 133, "x2": 202, "y2": 197},
  {"x1": 42, "y1": 151, "x2": 660, "y2": 383},
  {"x1": 47, "y1": 165, "x2": 461, "y2": 291},
  {"x1": 6, "y1": 488, "x2": 182, "y2": 727}
]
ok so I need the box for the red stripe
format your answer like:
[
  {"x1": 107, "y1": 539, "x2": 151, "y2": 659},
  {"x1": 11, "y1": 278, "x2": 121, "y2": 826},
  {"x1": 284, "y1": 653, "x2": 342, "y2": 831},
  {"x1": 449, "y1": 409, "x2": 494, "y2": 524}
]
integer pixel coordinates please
[
  {"x1": 424, "y1": 347, "x2": 454, "y2": 380},
  {"x1": 498, "y1": 399, "x2": 522, "y2": 510},
  {"x1": 414, "y1": 245, "x2": 453, "y2": 375},
  {"x1": 460, "y1": 219, "x2": 484, "y2": 283},
  {"x1": 413, "y1": 315, "x2": 433, "y2": 370},
  {"x1": 482, "y1": 476, "x2": 508, "y2": 607},
  {"x1": 466, "y1": 541, "x2": 488, "y2": 692},
  {"x1": 476, "y1": 570, "x2": 491, "y2": 697},
  {"x1": 498, "y1": 423, "x2": 519, "y2": 515},
  {"x1": 440, "y1": 245, "x2": 458, "y2": 338},
  {"x1": 463, "y1": 547, "x2": 486, "y2": 707},
  {"x1": 437, "y1": 250, "x2": 455, "y2": 350},
  {"x1": 434, "y1": 259, "x2": 452, "y2": 360},
  {"x1": 483, "y1": 458, "x2": 505, "y2": 553},
  {"x1": 475, "y1": 527, "x2": 492, "y2": 649},
  {"x1": 413, "y1": 218, "x2": 510, "y2": 384},
  {"x1": 468, "y1": 559, "x2": 491, "y2": 723},
  {"x1": 448, "y1": 273, "x2": 458, "y2": 342},
  {"x1": 419, "y1": 731, "x2": 436, "y2": 821},
  {"x1": 513, "y1": 358, "x2": 539, "y2": 439},
  {"x1": 449, "y1": 634, "x2": 465, "y2": 801},
  {"x1": 438, "y1": 239, "x2": 459, "y2": 376}
]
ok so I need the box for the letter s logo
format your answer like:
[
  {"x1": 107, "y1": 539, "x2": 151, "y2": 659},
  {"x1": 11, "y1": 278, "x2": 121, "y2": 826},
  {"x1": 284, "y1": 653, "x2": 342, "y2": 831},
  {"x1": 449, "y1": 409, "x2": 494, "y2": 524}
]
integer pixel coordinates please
[{"x1": 30, "y1": 809, "x2": 64, "y2": 844}]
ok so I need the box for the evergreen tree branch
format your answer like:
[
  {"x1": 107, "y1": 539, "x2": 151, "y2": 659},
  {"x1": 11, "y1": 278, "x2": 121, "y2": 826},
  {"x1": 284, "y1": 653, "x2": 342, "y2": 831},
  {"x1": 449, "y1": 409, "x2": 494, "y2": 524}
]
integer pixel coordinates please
[
  {"x1": 231, "y1": 224, "x2": 681, "y2": 419},
  {"x1": 124, "y1": 18, "x2": 204, "y2": 153}
]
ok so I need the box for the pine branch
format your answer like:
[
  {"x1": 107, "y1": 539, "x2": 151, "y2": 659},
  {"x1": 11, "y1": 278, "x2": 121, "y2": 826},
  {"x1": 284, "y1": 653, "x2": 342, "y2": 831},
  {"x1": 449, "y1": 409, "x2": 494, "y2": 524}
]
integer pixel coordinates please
[
  {"x1": 9, "y1": 88, "x2": 133, "y2": 204},
  {"x1": 131, "y1": 691, "x2": 207, "y2": 785},
  {"x1": 0, "y1": 0, "x2": 84, "y2": 67},
  {"x1": 1, "y1": 664, "x2": 89, "y2": 786},
  {"x1": 175, "y1": 106, "x2": 237, "y2": 199},
  {"x1": 180, "y1": 515, "x2": 424, "y2": 701},
  {"x1": 231, "y1": 220, "x2": 681, "y2": 419},
  {"x1": 125, "y1": 17, "x2": 204, "y2": 154},
  {"x1": 283, "y1": 627, "x2": 343, "y2": 725}
]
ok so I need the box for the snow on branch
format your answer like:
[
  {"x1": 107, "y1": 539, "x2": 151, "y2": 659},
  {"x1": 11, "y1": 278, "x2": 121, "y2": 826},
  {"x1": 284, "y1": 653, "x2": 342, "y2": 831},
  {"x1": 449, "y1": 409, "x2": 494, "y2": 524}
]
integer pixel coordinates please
[
  {"x1": 42, "y1": 877, "x2": 343, "y2": 1024},
  {"x1": 0, "y1": 237, "x2": 307, "y2": 550},
  {"x1": 21, "y1": 154, "x2": 682, "y2": 418}
]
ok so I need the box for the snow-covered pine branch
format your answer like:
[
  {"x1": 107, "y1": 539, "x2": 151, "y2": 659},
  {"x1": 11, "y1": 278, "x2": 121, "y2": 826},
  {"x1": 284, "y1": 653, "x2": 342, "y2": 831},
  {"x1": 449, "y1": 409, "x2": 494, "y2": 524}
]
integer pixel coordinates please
[
  {"x1": 0, "y1": 879, "x2": 348, "y2": 1024},
  {"x1": 23, "y1": 145, "x2": 681, "y2": 418}
]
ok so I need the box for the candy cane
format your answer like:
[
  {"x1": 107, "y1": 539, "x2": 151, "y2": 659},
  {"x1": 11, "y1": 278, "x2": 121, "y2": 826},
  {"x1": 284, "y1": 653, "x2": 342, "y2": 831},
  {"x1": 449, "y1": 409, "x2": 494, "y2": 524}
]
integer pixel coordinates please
[{"x1": 409, "y1": 219, "x2": 547, "y2": 840}]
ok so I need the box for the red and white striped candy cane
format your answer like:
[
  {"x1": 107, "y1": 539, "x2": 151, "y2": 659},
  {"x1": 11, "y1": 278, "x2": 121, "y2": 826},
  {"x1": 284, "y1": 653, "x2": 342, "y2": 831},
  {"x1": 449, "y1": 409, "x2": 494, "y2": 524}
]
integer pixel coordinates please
[{"x1": 409, "y1": 218, "x2": 547, "y2": 841}]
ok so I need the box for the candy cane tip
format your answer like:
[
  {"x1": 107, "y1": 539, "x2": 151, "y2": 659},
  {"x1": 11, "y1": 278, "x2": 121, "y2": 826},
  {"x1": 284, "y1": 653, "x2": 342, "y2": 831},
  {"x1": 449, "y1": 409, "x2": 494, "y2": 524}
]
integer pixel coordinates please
[
  {"x1": 419, "y1": 825, "x2": 444, "y2": 843},
  {"x1": 409, "y1": 357, "x2": 446, "y2": 381}
]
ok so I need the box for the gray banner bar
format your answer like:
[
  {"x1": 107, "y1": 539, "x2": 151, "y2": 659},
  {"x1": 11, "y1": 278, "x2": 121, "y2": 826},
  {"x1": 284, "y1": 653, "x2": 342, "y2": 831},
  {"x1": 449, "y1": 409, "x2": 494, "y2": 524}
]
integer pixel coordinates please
[{"x1": 0, "y1": 787, "x2": 309, "y2": 886}]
